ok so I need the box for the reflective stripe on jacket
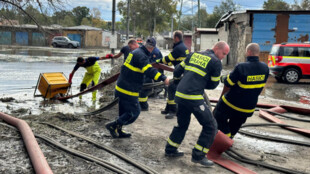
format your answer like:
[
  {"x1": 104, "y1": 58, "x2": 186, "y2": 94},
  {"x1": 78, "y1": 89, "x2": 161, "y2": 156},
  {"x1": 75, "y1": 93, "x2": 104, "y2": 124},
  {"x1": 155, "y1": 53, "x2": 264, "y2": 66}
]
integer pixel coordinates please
[
  {"x1": 158, "y1": 41, "x2": 189, "y2": 66},
  {"x1": 223, "y1": 56, "x2": 269, "y2": 114},
  {"x1": 174, "y1": 49, "x2": 222, "y2": 106},
  {"x1": 116, "y1": 46, "x2": 166, "y2": 99}
]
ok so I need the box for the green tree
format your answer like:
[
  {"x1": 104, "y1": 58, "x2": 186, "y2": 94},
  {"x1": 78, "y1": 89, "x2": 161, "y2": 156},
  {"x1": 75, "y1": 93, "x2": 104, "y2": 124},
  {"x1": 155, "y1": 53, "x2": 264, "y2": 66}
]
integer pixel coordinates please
[
  {"x1": 60, "y1": 15, "x2": 75, "y2": 26},
  {"x1": 81, "y1": 17, "x2": 91, "y2": 26},
  {"x1": 213, "y1": 0, "x2": 240, "y2": 17},
  {"x1": 118, "y1": 0, "x2": 178, "y2": 37},
  {"x1": 22, "y1": 5, "x2": 51, "y2": 25},
  {"x1": 205, "y1": 13, "x2": 221, "y2": 28},
  {"x1": 291, "y1": 0, "x2": 310, "y2": 10},
  {"x1": 0, "y1": 8, "x2": 17, "y2": 21},
  {"x1": 52, "y1": 10, "x2": 73, "y2": 24},
  {"x1": 263, "y1": 0, "x2": 291, "y2": 10},
  {"x1": 72, "y1": 6, "x2": 90, "y2": 25}
]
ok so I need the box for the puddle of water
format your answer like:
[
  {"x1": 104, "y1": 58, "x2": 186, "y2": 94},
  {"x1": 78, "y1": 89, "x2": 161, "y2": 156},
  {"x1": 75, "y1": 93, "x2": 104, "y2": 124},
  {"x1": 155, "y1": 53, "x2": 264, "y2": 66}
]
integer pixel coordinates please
[
  {"x1": 0, "y1": 46, "x2": 114, "y2": 115},
  {"x1": 235, "y1": 133, "x2": 294, "y2": 154}
]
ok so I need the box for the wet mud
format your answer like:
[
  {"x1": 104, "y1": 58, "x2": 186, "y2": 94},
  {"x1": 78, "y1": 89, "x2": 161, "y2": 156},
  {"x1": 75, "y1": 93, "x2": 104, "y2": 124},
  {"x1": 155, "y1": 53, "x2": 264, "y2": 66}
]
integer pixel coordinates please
[{"x1": 0, "y1": 46, "x2": 310, "y2": 174}]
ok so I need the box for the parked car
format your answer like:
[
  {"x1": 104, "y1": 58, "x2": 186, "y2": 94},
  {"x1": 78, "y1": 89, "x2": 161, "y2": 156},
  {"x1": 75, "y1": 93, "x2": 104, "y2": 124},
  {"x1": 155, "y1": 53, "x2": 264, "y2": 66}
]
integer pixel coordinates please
[
  {"x1": 268, "y1": 43, "x2": 310, "y2": 83},
  {"x1": 51, "y1": 36, "x2": 80, "y2": 48}
]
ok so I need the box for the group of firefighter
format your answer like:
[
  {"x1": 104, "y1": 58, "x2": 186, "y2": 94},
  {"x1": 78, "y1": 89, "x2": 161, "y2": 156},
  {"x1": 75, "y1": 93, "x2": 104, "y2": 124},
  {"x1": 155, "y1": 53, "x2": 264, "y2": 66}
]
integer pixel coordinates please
[{"x1": 68, "y1": 30, "x2": 269, "y2": 167}]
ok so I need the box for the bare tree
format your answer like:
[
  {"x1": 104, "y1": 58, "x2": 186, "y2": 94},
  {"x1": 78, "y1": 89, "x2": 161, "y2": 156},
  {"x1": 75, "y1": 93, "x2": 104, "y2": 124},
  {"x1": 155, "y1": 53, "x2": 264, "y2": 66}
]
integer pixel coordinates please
[{"x1": 0, "y1": 0, "x2": 64, "y2": 31}]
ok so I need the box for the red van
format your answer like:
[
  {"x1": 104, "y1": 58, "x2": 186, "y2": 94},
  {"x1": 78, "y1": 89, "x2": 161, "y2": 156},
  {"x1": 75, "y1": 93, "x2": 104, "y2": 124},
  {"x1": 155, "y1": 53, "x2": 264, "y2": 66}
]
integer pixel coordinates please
[{"x1": 268, "y1": 43, "x2": 310, "y2": 83}]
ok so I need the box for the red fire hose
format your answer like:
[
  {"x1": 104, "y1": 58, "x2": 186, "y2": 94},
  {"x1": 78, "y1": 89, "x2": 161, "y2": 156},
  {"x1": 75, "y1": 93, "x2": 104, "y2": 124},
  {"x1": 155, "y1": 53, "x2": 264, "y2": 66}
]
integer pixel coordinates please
[
  {"x1": 56, "y1": 63, "x2": 174, "y2": 101},
  {"x1": 0, "y1": 112, "x2": 53, "y2": 174}
]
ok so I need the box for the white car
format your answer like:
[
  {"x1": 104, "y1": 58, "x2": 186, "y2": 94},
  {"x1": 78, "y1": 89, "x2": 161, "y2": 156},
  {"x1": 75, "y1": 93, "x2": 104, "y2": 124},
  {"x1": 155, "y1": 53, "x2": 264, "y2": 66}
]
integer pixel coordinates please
[{"x1": 51, "y1": 36, "x2": 80, "y2": 48}]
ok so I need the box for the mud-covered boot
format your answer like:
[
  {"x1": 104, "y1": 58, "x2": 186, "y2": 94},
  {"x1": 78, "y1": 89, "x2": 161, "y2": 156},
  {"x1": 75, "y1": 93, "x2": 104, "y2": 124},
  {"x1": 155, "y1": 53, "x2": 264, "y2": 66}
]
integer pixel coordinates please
[
  {"x1": 117, "y1": 126, "x2": 132, "y2": 138},
  {"x1": 191, "y1": 149, "x2": 214, "y2": 167},
  {"x1": 139, "y1": 102, "x2": 149, "y2": 111},
  {"x1": 165, "y1": 104, "x2": 177, "y2": 119},
  {"x1": 161, "y1": 103, "x2": 170, "y2": 114},
  {"x1": 105, "y1": 121, "x2": 119, "y2": 138},
  {"x1": 191, "y1": 157, "x2": 214, "y2": 167},
  {"x1": 165, "y1": 149, "x2": 184, "y2": 157}
]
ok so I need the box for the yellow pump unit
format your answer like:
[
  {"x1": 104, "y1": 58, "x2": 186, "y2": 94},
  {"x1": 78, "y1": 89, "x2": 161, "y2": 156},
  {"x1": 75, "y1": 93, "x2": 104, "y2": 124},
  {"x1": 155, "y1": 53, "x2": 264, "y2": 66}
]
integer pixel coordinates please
[{"x1": 34, "y1": 72, "x2": 70, "y2": 99}]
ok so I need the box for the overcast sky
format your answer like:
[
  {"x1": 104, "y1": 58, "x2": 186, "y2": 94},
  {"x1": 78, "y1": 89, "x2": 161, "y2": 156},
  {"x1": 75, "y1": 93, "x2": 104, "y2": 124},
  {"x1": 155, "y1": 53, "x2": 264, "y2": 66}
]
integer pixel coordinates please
[{"x1": 65, "y1": 0, "x2": 296, "y2": 21}]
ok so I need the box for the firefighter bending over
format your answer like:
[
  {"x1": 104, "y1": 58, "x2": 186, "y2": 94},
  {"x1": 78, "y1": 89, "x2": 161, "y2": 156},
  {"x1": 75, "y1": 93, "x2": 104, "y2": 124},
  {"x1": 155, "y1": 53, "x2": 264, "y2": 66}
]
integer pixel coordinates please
[
  {"x1": 105, "y1": 38, "x2": 170, "y2": 138},
  {"x1": 165, "y1": 41, "x2": 230, "y2": 167},
  {"x1": 69, "y1": 56, "x2": 107, "y2": 101},
  {"x1": 213, "y1": 43, "x2": 269, "y2": 139}
]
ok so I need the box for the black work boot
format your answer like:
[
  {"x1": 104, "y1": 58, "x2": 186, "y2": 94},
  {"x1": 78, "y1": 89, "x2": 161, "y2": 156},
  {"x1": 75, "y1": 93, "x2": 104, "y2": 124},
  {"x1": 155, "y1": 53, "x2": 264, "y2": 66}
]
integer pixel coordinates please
[
  {"x1": 117, "y1": 126, "x2": 132, "y2": 138},
  {"x1": 105, "y1": 121, "x2": 119, "y2": 138},
  {"x1": 140, "y1": 102, "x2": 149, "y2": 111},
  {"x1": 165, "y1": 149, "x2": 184, "y2": 157},
  {"x1": 165, "y1": 104, "x2": 177, "y2": 119},
  {"x1": 191, "y1": 157, "x2": 214, "y2": 167},
  {"x1": 191, "y1": 149, "x2": 214, "y2": 167},
  {"x1": 161, "y1": 103, "x2": 170, "y2": 114}
]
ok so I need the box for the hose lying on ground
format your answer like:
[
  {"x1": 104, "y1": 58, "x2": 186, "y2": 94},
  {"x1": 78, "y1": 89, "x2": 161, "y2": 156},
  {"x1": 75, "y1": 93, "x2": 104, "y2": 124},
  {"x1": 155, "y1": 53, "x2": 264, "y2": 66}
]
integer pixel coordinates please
[
  {"x1": 225, "y1": 148, "x2": 307, "y2": 174},
  {"x1": 77, "y1": 98, "x2": 119, "y2": 116},
  {"x1": 77, "y1": 81, "x2": 168, "y2": 116},
  {"x1": 41, "y1": 122, "x2": 159, "y2": 174},
  {"x1": 0, "y1": 122, "x2": 132, "y2": 174},
  {"x1": 262, "y1": 109, "x2": 310, "y2": 122},
  {"x1": 36, "y1": 134, "x2": 132, "y2": 174},
  {"x1": 238, "y1": 127, "x2": 310, "y2": 147}
]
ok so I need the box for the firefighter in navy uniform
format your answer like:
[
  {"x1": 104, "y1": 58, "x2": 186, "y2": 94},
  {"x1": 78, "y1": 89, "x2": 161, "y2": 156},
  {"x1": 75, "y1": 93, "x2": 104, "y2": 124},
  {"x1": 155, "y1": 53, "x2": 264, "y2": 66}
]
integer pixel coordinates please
[
  {"x1": 214, "y1": 43, "x2": 269, "y2": 139},
  {"x1": 108, "y1": 39, "x2": 140, "y2": 61},
  {"x1": 165, "y1": 41, "x2": 230, "y2": 167},
  {"x1": 156, "y1": 30, "x2": 189, "y2": 119},
  {"x1": 105, "y1": 38, "x2": 170, "y2": 138},
  {"x1": 139, "y1": 46, "x2": 163, "y2": 111}
]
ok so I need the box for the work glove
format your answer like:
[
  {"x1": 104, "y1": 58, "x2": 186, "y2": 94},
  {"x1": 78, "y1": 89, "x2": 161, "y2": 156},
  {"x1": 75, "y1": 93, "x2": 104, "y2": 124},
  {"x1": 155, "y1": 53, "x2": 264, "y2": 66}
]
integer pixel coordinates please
[
  {"x1": 105, "y1": 53, "x2": 114, "y2": 59},
  {"x1": 220, "y1": 75, "x2": 227, "y2": 83},
  {"x1": 173, "y1": 77, "x2": 181, "y2": 85},
  {"x1": 68, "y1": 73, "x2": 73, "y2": 84}
]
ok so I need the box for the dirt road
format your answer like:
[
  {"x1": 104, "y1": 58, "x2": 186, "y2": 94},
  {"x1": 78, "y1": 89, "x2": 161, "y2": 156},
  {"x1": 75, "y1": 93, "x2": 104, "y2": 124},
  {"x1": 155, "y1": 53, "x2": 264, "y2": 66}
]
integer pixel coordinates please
[{"x1": 1, "y1": 85, "x2": 309, "y2": 174}]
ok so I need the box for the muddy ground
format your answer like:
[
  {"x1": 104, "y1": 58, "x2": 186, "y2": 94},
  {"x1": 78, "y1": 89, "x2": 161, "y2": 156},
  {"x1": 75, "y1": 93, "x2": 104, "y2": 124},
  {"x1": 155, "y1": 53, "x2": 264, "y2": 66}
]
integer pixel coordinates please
[
  {"x1": 0, "y1": 46, "x2": 310, "y2": 174},
  {"x1": 1, "y1": 76, "x2": 310, "y2": 174}
]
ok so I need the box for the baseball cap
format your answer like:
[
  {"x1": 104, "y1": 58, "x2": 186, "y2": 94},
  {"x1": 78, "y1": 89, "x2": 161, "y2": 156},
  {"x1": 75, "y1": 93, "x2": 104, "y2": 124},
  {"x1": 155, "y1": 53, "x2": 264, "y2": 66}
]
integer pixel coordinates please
[{"x1": 146, "y1": 37, "x2": 156, "y2": 47}]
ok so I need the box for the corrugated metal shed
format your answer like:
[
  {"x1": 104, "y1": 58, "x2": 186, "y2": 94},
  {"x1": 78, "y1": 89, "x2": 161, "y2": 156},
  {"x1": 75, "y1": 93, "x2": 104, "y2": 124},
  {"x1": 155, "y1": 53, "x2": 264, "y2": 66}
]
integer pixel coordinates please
[
  {"x1": 32, "y1": 32, "x2": 45, "y2": 46},
  {"x1": 0, "y1": 31, "x2": 11, "y2": 45},
  {"x1": 288, "y1": 15, "x2": 310, "y2": 43},
  {"x1": 252, "y1": 14, "x2": 277, "y2": 52},
  {"x1": 16, "y1": 32, "x2": 28, "y2": 45}
]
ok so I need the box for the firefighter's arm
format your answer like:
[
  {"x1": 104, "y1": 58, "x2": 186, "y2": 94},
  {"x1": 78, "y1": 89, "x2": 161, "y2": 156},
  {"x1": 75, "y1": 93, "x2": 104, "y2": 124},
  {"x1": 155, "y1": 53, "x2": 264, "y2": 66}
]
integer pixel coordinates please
[
  {"x1": 140, "y1": 55, "x2": 167, "y2": 83},
  {"x1": 156, "y1": 47, "x2": 179, "y2": 64},
  {"x1": 173, "y1": 61, "x2": 185, "y2": 79},
  {"x1": 220, "y1": 85, "x2": 230, "y2": 97},
  {"x1": 223, "y1": 64, "x2": 240, "y2": 88},
  {"x1": 112, "y1": 52, "x2": 123, "y2": 58},
  {"x1": 205, "y1": 61, "x2": 222, "y2": 89},
  {"x1": 68, "y1": 70, "x2": 76, "y2": 84}
]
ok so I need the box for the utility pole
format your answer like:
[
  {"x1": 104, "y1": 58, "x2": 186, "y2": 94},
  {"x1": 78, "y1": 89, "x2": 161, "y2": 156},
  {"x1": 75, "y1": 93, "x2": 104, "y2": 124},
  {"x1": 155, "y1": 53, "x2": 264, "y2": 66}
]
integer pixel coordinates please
[
  {"x1": 126, "y1": 0, "x2": 130, "y2": 40},
  {"x1": 171, "y1": 16, "x2": 174, "y2": 38},
  {"x1": 178, "y1": 0, "x2": 183, "y2": 30},
  {"x1": 111, "y1": 0, "x2": 116, "y2": 65},
  {"x1": 192, "y1": 0, "x2": 194, "y2": 31},
  {"x1": 198, "y1": 0, "x2": 201, "y2": 28}
]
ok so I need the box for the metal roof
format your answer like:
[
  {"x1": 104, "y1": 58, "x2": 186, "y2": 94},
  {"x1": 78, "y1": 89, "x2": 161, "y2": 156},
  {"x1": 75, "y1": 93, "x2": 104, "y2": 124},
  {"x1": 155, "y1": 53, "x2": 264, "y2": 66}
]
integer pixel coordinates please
[
  {"x1": 215, "y1": 10, "x2": 310, "y2": 28},
  {"x1": 64, "y1": 25, "x2": 102, "y2": 31},
  {"x1": 195, "y1": 28, "x2": 218, "y2": 34}
]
